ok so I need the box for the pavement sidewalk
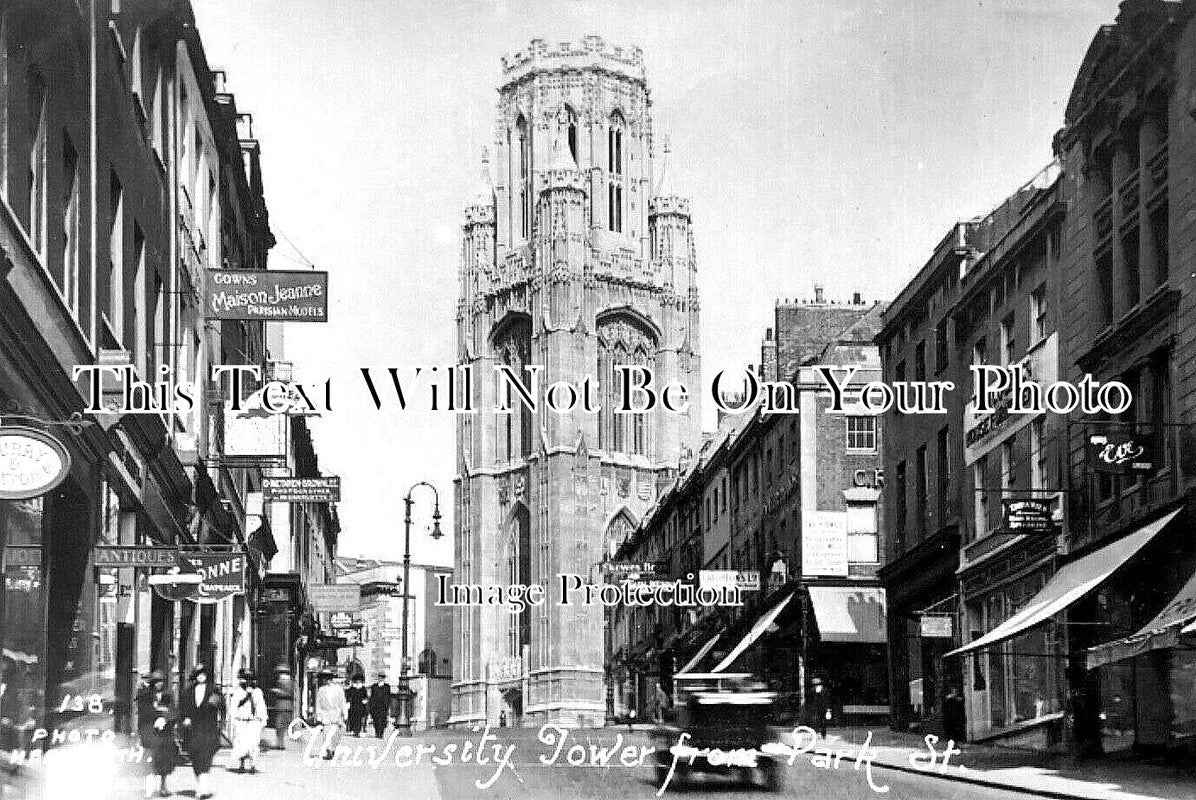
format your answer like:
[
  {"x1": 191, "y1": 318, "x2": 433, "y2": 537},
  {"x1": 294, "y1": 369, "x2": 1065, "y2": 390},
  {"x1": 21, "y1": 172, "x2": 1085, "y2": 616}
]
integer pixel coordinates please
[{"x1": 778, "y1": 726, "x2": 1196, "y2": 800}]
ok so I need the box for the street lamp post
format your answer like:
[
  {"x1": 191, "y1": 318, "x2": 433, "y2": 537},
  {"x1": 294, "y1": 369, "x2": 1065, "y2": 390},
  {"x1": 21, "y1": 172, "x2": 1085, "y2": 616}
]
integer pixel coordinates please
[{"x1": 397, "y1": 481, "x2": 442, "y2": 735}]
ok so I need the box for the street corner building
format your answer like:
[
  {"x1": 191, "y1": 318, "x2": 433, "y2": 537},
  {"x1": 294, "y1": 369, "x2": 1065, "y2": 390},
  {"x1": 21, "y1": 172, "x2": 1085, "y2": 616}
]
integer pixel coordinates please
[
  {"x1": 0, "y1": 0, "x2": 338, "y2": 766},
  {"x1": 451, "y1": 37, "x2": 702, "y2": 728}
]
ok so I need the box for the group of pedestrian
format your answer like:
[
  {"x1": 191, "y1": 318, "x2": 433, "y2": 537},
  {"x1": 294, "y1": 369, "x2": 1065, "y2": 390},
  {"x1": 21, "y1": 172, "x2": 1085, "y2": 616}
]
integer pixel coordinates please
[
  {"x1": 313, "y1": 671, "x2": 395, "y2": 758},
  {"x1": 136, "y1": 664, "x2": 285, "y2": 798}
]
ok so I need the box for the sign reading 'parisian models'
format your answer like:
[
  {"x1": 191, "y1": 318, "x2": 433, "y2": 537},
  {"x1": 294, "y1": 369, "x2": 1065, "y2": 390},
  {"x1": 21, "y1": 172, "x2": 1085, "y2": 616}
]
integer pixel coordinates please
[
  {"x1": 310, "y1": 583, "x2": 361, "y2": 612},
  {"x1": 263, "y1": 476, "x2": 341, "y2": 503},
  {"x1": 205, "y1": 269, "x2": 328, "y2": 322},
  {"x1": 0, "y1": 426, "x2": 71, "y2": 500}
]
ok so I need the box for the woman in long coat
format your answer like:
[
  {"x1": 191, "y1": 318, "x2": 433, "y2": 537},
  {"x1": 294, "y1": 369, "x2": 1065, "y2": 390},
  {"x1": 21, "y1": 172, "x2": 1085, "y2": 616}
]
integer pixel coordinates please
[
  {"x1": 179, "y1": 664, "x2": 222, "y2": 798},
  {"x1": 136, "y1": 670, "x2": 176, "y2": 798}
]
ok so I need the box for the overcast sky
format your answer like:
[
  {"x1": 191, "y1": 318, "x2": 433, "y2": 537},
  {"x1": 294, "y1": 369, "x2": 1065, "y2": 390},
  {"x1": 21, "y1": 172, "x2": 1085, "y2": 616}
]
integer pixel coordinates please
[{"x1": 191, "y1": 0, "x2": 1116, "y2": 566}]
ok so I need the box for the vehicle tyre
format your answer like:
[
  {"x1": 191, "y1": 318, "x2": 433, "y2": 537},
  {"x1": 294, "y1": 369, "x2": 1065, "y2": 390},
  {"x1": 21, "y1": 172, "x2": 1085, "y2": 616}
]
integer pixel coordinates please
[{"x1": 759, "y1": 759, "x2": 784, "y2": 792}]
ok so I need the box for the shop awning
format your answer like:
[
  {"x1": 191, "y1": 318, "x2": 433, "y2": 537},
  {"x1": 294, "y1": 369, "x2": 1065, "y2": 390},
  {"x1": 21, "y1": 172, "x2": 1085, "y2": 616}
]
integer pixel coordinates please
[
  {"x1": 1088, "y1": 563, "x2": 1196, "y2": 670},
  {"x1": 948, "y1": 508, "x2": 1181, "y2": 658},
  {"x1": 808, "y1": 586, "x2": 887, "y2": 643},
  {"x1": 711, "y1": 591, "x2": 794, "y2": 672},
  {"x1": 677, "y1": 633, "x2": 721, "y2": 675}
]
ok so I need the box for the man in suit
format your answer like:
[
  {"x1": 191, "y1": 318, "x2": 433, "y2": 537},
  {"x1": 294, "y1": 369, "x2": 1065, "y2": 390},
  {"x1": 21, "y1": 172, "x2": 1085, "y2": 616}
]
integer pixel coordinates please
[
  {"x1": 807, "y1": 677, "x2": 833, "y2": 739},
  {"x1": 367, "y1": 674, "x2": 392, "y2": 738}
]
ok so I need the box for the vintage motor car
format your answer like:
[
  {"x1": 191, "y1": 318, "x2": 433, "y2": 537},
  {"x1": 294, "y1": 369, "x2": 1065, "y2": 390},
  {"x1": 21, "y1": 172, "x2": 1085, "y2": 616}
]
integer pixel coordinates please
[{"x1": 650, "y1": 672, "x2": 785, "y2": 792}]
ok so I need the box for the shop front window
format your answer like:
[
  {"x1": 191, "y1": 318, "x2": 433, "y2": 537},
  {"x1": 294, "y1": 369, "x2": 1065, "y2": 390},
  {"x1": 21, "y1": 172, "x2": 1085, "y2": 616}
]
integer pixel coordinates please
[{"x1": 1, "y1": 498, "x2": 47, "y2": 749}]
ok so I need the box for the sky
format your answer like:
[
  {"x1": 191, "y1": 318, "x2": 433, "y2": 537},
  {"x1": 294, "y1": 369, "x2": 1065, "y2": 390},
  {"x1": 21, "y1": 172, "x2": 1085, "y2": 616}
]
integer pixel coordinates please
[{"x1": 191, "y1": 0, "x2": 1117, "y2": 567}]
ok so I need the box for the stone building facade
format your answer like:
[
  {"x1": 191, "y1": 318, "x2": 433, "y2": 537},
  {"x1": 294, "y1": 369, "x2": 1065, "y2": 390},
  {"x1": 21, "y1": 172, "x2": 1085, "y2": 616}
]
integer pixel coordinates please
[{"x1": 452, "y1": 37, "x2": 702, "y2": 728}]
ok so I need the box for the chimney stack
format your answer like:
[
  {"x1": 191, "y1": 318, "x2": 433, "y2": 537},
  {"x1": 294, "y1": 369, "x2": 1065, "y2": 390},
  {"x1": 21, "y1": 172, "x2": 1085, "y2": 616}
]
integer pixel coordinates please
[
  {"x1": 853, "y1": 292, "x2": 862, "y2": 305},
  {"x1": 814, "y1": 285, "x2": 825, "y2": 304}
]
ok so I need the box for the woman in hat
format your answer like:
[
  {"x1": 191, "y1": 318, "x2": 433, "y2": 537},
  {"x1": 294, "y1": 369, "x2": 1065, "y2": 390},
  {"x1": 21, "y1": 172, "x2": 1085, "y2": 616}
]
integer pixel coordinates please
[
  {"x1": 136, "y1": 670, "x2": 176, "y2": 798},
  {"x1": 180, "y1": 664, "x2": 222, "y2": 797},
  {"x1": 230, "y1": 669, "x2": 267, "y2": 773}
]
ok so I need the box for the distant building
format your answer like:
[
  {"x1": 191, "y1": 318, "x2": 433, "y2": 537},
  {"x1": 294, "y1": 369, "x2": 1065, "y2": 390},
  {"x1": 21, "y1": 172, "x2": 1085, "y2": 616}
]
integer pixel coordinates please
[{"x1": 335, "y1": 558, "x2": 453, "y2": 729}]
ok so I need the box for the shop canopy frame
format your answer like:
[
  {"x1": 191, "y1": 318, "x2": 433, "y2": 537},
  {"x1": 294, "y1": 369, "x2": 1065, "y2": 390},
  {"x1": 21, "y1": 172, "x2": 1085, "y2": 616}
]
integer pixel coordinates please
[
  {"x1": 1087, "y1": 558, "x2": 1196, "y2": 669},
  {"x1": 946, "y1": 508, "x2": 1182, "y2": 659}
]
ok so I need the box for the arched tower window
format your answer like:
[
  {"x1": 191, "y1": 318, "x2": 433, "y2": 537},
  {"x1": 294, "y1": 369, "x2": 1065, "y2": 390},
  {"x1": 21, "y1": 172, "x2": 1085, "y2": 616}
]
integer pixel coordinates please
[
  {"x1": 565, "y1": 106, "x2": 578, "y2": 164},
  {"x1": 597, "y1": 313, "x2": 656, "y2": 455},
  {"x1": 607, "y1": 112, "x2": 624, "y2": 233},
  {"x1": 492, "y1": 316, "x2": 532, "y2": 462},
  {"x1": 516, "y1": 115, "x2": 531, "y2": 240}
]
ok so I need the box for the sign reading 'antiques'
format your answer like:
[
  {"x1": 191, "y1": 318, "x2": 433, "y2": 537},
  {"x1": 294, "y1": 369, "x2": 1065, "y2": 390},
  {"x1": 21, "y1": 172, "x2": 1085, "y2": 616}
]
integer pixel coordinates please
[
  {"x1": 92, "y1": 546, "x2": 177, "y2": 568},
  {"x1": 177, "y1": 550, "x2": 247, "y2": 602},
  {"x1": 1088, "y1": 431, "x2": 1159, "y2": 474},
  {"x1": 0, "y1": 426, "x2": 71, "y2": 500},
  {"x1": 1002, "y1": 500, "x2": 1055, "y2": 534},
  {"x1": 263, "y1": 476, "x2": 341, "y2": 502},
  {"x1": 205, "y1": 269, "x2": 329, "y2": 322}
]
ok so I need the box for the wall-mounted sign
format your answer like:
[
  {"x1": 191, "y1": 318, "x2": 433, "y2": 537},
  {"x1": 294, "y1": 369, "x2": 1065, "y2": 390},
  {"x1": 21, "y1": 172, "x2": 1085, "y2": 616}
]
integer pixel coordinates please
[
  {"x1": 1088, "y1": 432, "x2": 1159, "y2": 474},
  {"x1": 0, "y1": 426, "x2": 71, "y2": 500},
  {"x1": 93, "y1": 546, "x2": 177, "y2": 568},
  {"x1": 852, "y1": 469, "x2": 885, "y2": 489},
  {"x1": 333, "y1": 627, "x2": 362, "y2": 647},
  {"x1": 920, "y1": 615, "x2": 954, "y2": 639},
  {"x1": 699, "y1": 570, "x2": 760, "y2": 591},
  {"x1": 310, "y1": 584, "x2": 361, "y2": 613},
  {"x1": 802, "y1": 511, "x2": 849, "y2": 577},
  {"x1": 261, "y1": 587, "x2": 291, "y2": 604},
  {"x1": 329, "y1": 612, "x2": 356, "y2": 628},
  {"x1": 177, "y1": 550, "x2": 246, "y2": 603},
  {"x1": 1002, "y1": 500, "x2": 1055, "y2": 534},
  {"x1": 603, "y1": 561, "x2": 666, "y2": 577},
  {"x1": 263, "y1": 476, "x2": 341, "y2": 503},
  {"x1": 205, "y1": 269, "x2": 328, "y2": 322},
  {"x1": 963, "y1": 333, "x2": 1058, "y2": 465}
]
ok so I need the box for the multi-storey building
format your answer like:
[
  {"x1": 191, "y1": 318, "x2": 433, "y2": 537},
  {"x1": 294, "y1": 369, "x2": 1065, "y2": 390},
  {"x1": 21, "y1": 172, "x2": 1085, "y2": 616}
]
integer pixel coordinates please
[
  {"x1": 612, "y1": 293, "x2": 890, "y2": 725},
  {"x1": 951, "y1": 164, "x2": 1068, "y2": 748},
  {"x1": 0, "y1": 0, "x2": 292, "y2": 757},
  {"x1": 334, "y1": 557, "x2": 453, "y2": 729},
  {"x1": 453, "y1": 37, "x2": 702, "y2": 728}
]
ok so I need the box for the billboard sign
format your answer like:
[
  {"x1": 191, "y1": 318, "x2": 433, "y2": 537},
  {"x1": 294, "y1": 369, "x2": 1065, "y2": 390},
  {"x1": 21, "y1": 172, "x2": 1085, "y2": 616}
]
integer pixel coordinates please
[
  {"x1": 802, "y1": 511, "x2": 849, "y2": 577},
  {"x1": 262, "y1": 476, "x2": 341, "y2": 503},
  {"x1": 310, "y1": 584, "x2": 361, "y2": 613}
]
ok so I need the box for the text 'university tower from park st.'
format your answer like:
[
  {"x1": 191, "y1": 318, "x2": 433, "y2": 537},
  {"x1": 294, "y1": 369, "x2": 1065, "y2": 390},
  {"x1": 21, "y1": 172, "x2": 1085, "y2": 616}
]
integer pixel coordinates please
[{"x1": 452, "y1": 37, "x2": 702, "y2": 728}]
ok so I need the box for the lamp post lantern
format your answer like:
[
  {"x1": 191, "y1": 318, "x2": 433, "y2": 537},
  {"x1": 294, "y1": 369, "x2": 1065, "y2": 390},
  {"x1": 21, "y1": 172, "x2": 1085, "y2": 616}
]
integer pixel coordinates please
[{"x1": 397, "y1": 481, "x2": 442, "y2": 735}]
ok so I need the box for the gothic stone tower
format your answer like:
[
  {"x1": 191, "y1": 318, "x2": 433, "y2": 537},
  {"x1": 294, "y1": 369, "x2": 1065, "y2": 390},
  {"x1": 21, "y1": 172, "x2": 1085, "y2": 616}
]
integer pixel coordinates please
[{"x1": 451, "y1": 36, "x2": 701, "y2": 728}]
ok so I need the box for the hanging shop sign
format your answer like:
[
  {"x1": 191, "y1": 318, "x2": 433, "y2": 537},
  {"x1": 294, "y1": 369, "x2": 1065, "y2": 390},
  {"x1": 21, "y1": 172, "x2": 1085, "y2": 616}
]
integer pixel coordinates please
[
  {"x1": 310, "y1": 583, "x2": 361, "y2": 613},
  {"x1": 603, "y1": 561, "x2": 667, "y2": 578},
  {"x1": 222, "y1": 408, "x2": 286, "y2": 459},
  {"x1": 333, "y1": 627, "x2": 362, "y2": 646},
  {"x1": 93, "y1": 546, "x2": 178, "y2": 568},
  {"x1": 148, "y1": 572, "x2": 201, "y2": 601},
  {"x1": 262, "y1": 476, "x2": 341, "y2": 503},
  {"x1": 920, "y1": 615, "x2": 954, "y2": 639},
  {"x1": 329, "y1": 612, "x2": 356, "y2": 628},
  {"x1": 1002, "y1": 499, "x2": 1055, "y2": 534},
  {"x1": 205, "y1": 269, "x2": 328, "y2": 322},
  {"x1": 0, "y1": 426, "x2": 72, "y2": 500},
  {"x1": 1087, "y1": 431, "x2": 1159, "y2": 474},
  {"x1": 177, "y1": 550, "x2": 246, "y2": 603},
  {"x1": 802, "y1": 511, "x2": 849, "y2": 577}
]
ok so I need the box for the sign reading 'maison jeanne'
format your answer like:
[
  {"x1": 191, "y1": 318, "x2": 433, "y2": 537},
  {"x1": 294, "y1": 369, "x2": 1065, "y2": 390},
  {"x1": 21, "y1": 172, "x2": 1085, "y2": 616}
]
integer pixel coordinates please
[
  {"x1": 205, "y1": 270, "x2": 328, "y2": 322},
  {"x1": 0, "y1": 426, "x2": 71, "y2": 500}
]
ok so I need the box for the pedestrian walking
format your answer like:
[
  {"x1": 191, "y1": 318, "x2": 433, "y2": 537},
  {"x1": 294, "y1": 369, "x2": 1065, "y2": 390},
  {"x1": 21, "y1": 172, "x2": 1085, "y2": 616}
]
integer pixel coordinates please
[
  {"x1": 230, "y1": 669, "x2": 267, "y2": 773},
  {"x1": 807, "y1": 677, "x2": 833, "y2": 738},
  {"x1": 179, "y1": 664, "x2": 222, "y2": 798},
  {"x1": 345, "y1": 674, "x2": 368, "y2": 736},
  {"x1": 270, "y1": 664, "x2": 295, "y2": 750},
  {"x1": 136, "y1": 670, "x2": 176, "y2": 798},
  {"x1": 314, "y1": 670, "x2": 346, "y2": 759},
  {"x1": 367, "y1": 674, "x2": 391, "y2": 738}
]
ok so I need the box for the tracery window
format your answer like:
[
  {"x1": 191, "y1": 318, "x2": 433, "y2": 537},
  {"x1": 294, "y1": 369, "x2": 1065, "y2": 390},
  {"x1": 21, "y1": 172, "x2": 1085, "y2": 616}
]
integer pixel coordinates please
[{"x1": 597, "y1": 314, "x2": 655, "y2": 455}]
